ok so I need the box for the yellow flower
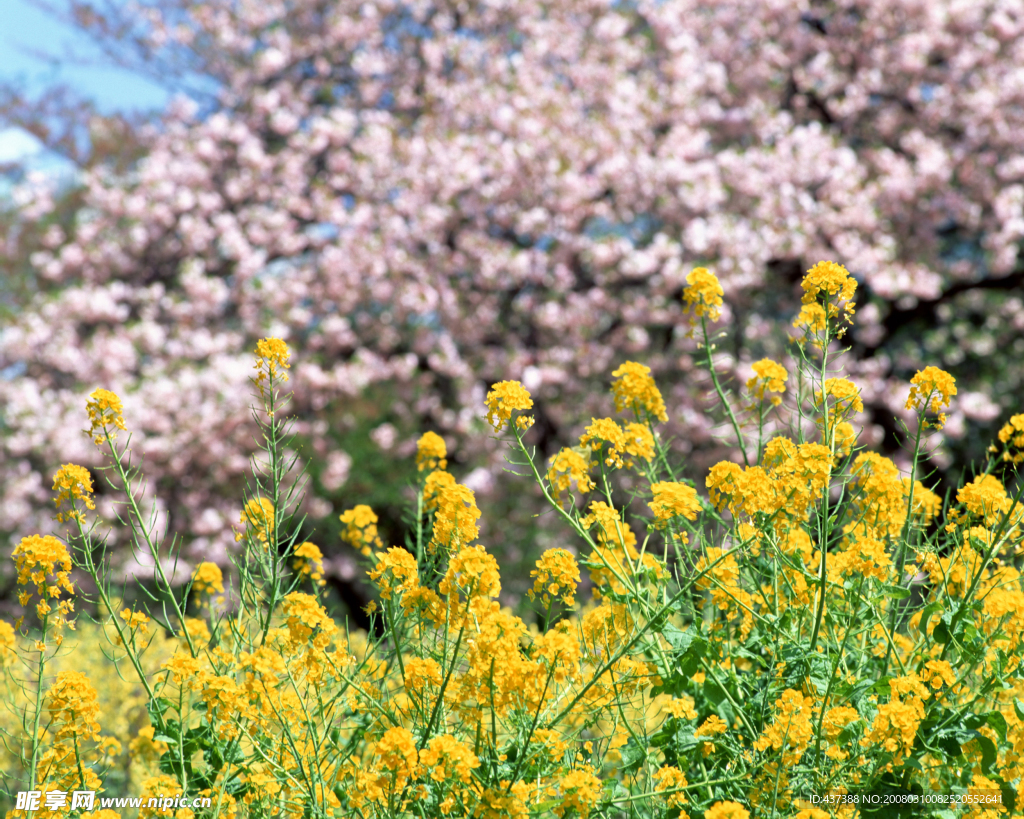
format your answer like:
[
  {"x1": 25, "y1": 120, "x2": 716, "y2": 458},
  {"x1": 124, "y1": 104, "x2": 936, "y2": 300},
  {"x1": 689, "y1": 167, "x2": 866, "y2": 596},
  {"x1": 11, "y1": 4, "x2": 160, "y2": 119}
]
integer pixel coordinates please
[
  {"x1": 293, "y1": 541, "x2": 325, "y2": 585},
  {"x1": 485, "y1": 380, "x2": 534, "y2": 432},
  {"x1": 52, "y1": 463, "x2": 97, "y2": 524},
  {"x1": 403, "y1": 656, "x2": 442, "y2": 691},
  {"x1": 419, "y1": 735, "x2": 480, "y2": 784},
  {"x1": 906, "y1": 366, "x2": 957, "y2": 428},
  {"x1": 793, "y1": 260, "x2": 857, "y2": 335},
  {"x1": 649, "y1": 481, "x2": 701, "y2": 535},
  {"x1": 528, "y1": 548, "x2": 581, "y2": 607},
  {"x1": 440, "y1": 545, "x2": 501, "y2": 600},
  {"x1": 236, "y1": 497, "x2": 275, "y2": 549},
  {"x1": 580, "y1": 418, "x2": 654, "y2": 469},
  {"x1": 753, "y1": 689, "x2": 815, "y2": 766},
  {"x1": 282, "y1": 592, "x2": 336, "y2": 648},
  {"x1": 12, "y1": 534, "x2": 75, "y2": 637},
  {"x1": 696, "y1": 714, "x2": 729, "y2": 736},
  {"x1": 957, "y1": 474, "x2": 1012, "y2": 525},
  {"x1": 376, "y1": 725, "x2": 420, "y2": 785},
  {"x1": 119, "y1": 608, "x2": 150, "y2": 637},
  {"x1": 416, "y1": 431, "x2": 447, "y2": 472},
  {"x1": 611, "y1": 361, "x2": 668, "y2": 421},
  {"x1": 833, "y1": 420, "x2": 858, "y2": 457},
  {"x1": 706, "y1": 801, "x2": 750, "y2": 819},
  {"x1": 162, "y1": 653, "x2": 204, "y2": 685},
  {"x1": 554, "y1": 769, "x2": 603, "y2": 819},
  {"x1": 747, "y1": 358, "x2": 788, "y2": 406},
  {"x1": 368, "y1": 547, "x2": 420, "y2": 600},
  {"x1": 920, "y1": 659, "x2": 956, "y2": 690},
  {"x1": 0, "y1": 620, "x2": 16, "y2": 665},
  {"x1": 683, "y1": 266, "x2": 724, "y2": 322},
  {"x1": 423, "y1": 471, "x2": 481, "y2": 554},
  {"x1": 547, "y1": 447, "x2": 595, "y2": 505},
  {"x1": 339, "y1": 504, "x2": 383, "y2": 556},
  {"x1": 817, "y1": 377, "x2": 864, "y2": 415},
  {"x1": 46, "y1": 670, "x2": 102, "y2": 743},
  {"x1": 191, "y1": 561, "x2": 224, "y2": 595},
  {"x1": 653, "y1": 765, "x2": 688, "y2": 808},
  {"x1": 85, "y1": 388, "x2": 128, "y2": 445},
  {"x1": 253, "y1": 336, "x2": 291, "y2": 396},
  {"x1": 995, "y1": 413, "x2": 1024, "y2": 464}
]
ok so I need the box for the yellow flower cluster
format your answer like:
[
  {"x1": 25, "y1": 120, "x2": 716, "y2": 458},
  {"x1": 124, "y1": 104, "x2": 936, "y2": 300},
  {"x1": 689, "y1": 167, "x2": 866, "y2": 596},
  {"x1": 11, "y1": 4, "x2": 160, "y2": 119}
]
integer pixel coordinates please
[
  {"x1": 282, "y1": 592, "x2": 336, "y2": 648},
  {"x1": 11, "y1": 534, "x2": 75, "y2": 640},
  {"x1": 52, "y1": 463, "x2": 96, "y2": 525},
  {"x1": 579, "y1": 417, "x2": 655, "y2": 469},
  {"x1": 552, "y1": 769, "x2": 603, "y2": 819},
  {"x1": 682, "y1": 266, "x2": 724, "y2": 322},
  {"x1": 235, "y1": 497, "x2": 275, "y2": 549},
  {"x1": 440, "y1": 544, "x2": 502, "y2": 601},
  {"x1": 906, "y1": 366, "x2": 957, "y2": 428},
  {"x1": 191, "y1": 561, "x2": 224, "y2": 596},
  {"x1": 485, "y1": 380, "x2": 534, "y2": 432},
  {"x1": 119, "y1": 608, "x2": 150, "y2": 639},
  {"x1": 793, "y1": 260, "x2": 857, "y2": 335},
  {"x1": 84, "y1": 388, "x2": 127, "y2": 446},
  {"x1": 994, "y1": 412, "x2": 1024, "y2": 464},
  {"x1": 860, "y1": 675, "x2": 928, "y2": 766},
  {"x1": 648, "y1": 481, "x2": 701, "y2": 543},
  {"x1": 368, "y1": 547, "x2": 420, "y2": 601},
  {"x1": 253, "y1": 336, "x2": 291, "y2": 396},
  {"x1": 610, "y1": 360, "x2": 668, "y2": 421},
  {"x1": 753, "y1": 689, "x2": 815, "y2": 765},
  {"x1": 292, "y1": 541, "x2": 325, "y2": 585},
  {"x1": 339, "y1": 504, "x2": 383, "y2": 556},
  {"x1": 423, "y1": 471, "x2": 482, "y2": 555},
  {"x1": 746, "y1": 358, "x2": 788, "y2": 406},
  {"x1": 416, "y1": 430, "x2": 447, "y2": 472},
  {"x1": 527, "y1": 548, "x2": 581, "y2": 607},
  {"x1": 546, "y1": 446, "x2": 595, "y2": 506}
]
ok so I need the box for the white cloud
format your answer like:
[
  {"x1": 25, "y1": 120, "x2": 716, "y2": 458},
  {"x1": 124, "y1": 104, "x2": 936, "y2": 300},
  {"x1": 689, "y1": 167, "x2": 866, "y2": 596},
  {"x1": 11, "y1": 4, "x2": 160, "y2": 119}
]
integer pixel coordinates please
[{"x1": 0, "y1": 127, "x2": 45, "y2": 164}]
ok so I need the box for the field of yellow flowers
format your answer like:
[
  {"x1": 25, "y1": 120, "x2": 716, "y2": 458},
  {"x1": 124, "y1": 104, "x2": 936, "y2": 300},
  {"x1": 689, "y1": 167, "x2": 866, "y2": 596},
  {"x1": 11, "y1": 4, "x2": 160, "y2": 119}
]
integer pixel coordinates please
[{"x1": 2, "y1": 262, "x2": 1024, "y2": 819}]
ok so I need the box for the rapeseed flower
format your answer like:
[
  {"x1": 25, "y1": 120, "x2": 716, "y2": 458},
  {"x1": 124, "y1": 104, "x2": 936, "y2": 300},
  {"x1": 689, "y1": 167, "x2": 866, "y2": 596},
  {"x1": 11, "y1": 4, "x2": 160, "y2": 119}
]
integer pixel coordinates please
[
  {"x1": 747, "y1": 358, "x2": 788, "y2": 406},
  {"x1": 292, "y1": 541, "x2": 325, "y2": 585},
  {"x1": 339, "y1": 504, "x2": 383, "y2": 556},
  {"x1": 191, "y1": 561, "x2": 224, "y2": 595},
  {"x1": 416, "y1": 430, "x2": 447, "y2": 471},
  {"x1": 485, "y1": 380, "x2": 534, "y2": 432},
  {"x1": 547, "y1": 446, "x2": 595, "y2": 505},
  {"x1": 528, "y1": 548, "x2": 581, "y2": 607},
  {"x1": 85, "y1": 388, "x2": 127, "y2": 445},
  {"x1": 236, "y1": 497, "x2": 275, "y2": 549},
  {"x1": 683, "y1": 266, "x2": 724, "y2": 322},
  {"x1": 994, "y1": 413, "x2": 1024, "y2": 464},
  {"x1": 12, "y1": 534, "x2": 75, "y2": 638},
  {"x1": 579, "y1": 418, "x2": 654, "y2": 469},
  {"x1": 52, "y1": 463, "x2": 96, "y2": 524},
  {"x1": 253, "y1": 336, "x2": 291, "y2": 397},
  {"x1": 611, "y1": 360, "x2": 668, "y2": 421},
  {"x1": 423, "y1": 471, "x2": 481, "y2": 554},
  {"x1": 793, "y1": 260, "x2": 857, "y2": 335},
  {"x1": 906, "y1": 366, "x2": 957, "y2": 428}
]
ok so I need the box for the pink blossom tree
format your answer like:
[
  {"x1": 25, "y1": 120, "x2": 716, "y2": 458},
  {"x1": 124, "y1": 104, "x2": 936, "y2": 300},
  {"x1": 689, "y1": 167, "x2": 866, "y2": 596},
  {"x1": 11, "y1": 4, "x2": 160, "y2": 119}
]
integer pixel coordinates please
[{"x1": 3, "y1": 0, "x2": 1023, "y2": 601}]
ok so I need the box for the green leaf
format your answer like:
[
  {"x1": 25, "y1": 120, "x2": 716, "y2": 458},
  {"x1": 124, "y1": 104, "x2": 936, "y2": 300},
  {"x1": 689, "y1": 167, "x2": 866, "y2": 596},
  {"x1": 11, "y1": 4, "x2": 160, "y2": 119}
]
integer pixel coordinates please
[
  {"x1": 985, "y1": 711, "x2": 1008, "y2": 743},
  {"x1": 918, "y1": 602, "x2": 942, "y2": 637},
  {"x1": 147, "y1": 698, "x2": 171, "y2": 718},
  {"x1": 1014, "y1": 699, "x2": 1024, "y2": 721},
  {"x1": 617, "y1": 738, "x2": 648, "y2": 775}
]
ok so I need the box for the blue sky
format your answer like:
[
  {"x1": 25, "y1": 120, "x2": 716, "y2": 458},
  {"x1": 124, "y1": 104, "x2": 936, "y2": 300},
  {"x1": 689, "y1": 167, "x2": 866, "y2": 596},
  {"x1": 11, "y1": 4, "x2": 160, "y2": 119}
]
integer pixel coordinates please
[{"x1": 1, "y1": 0, "x2": 170, "y2": 162}]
